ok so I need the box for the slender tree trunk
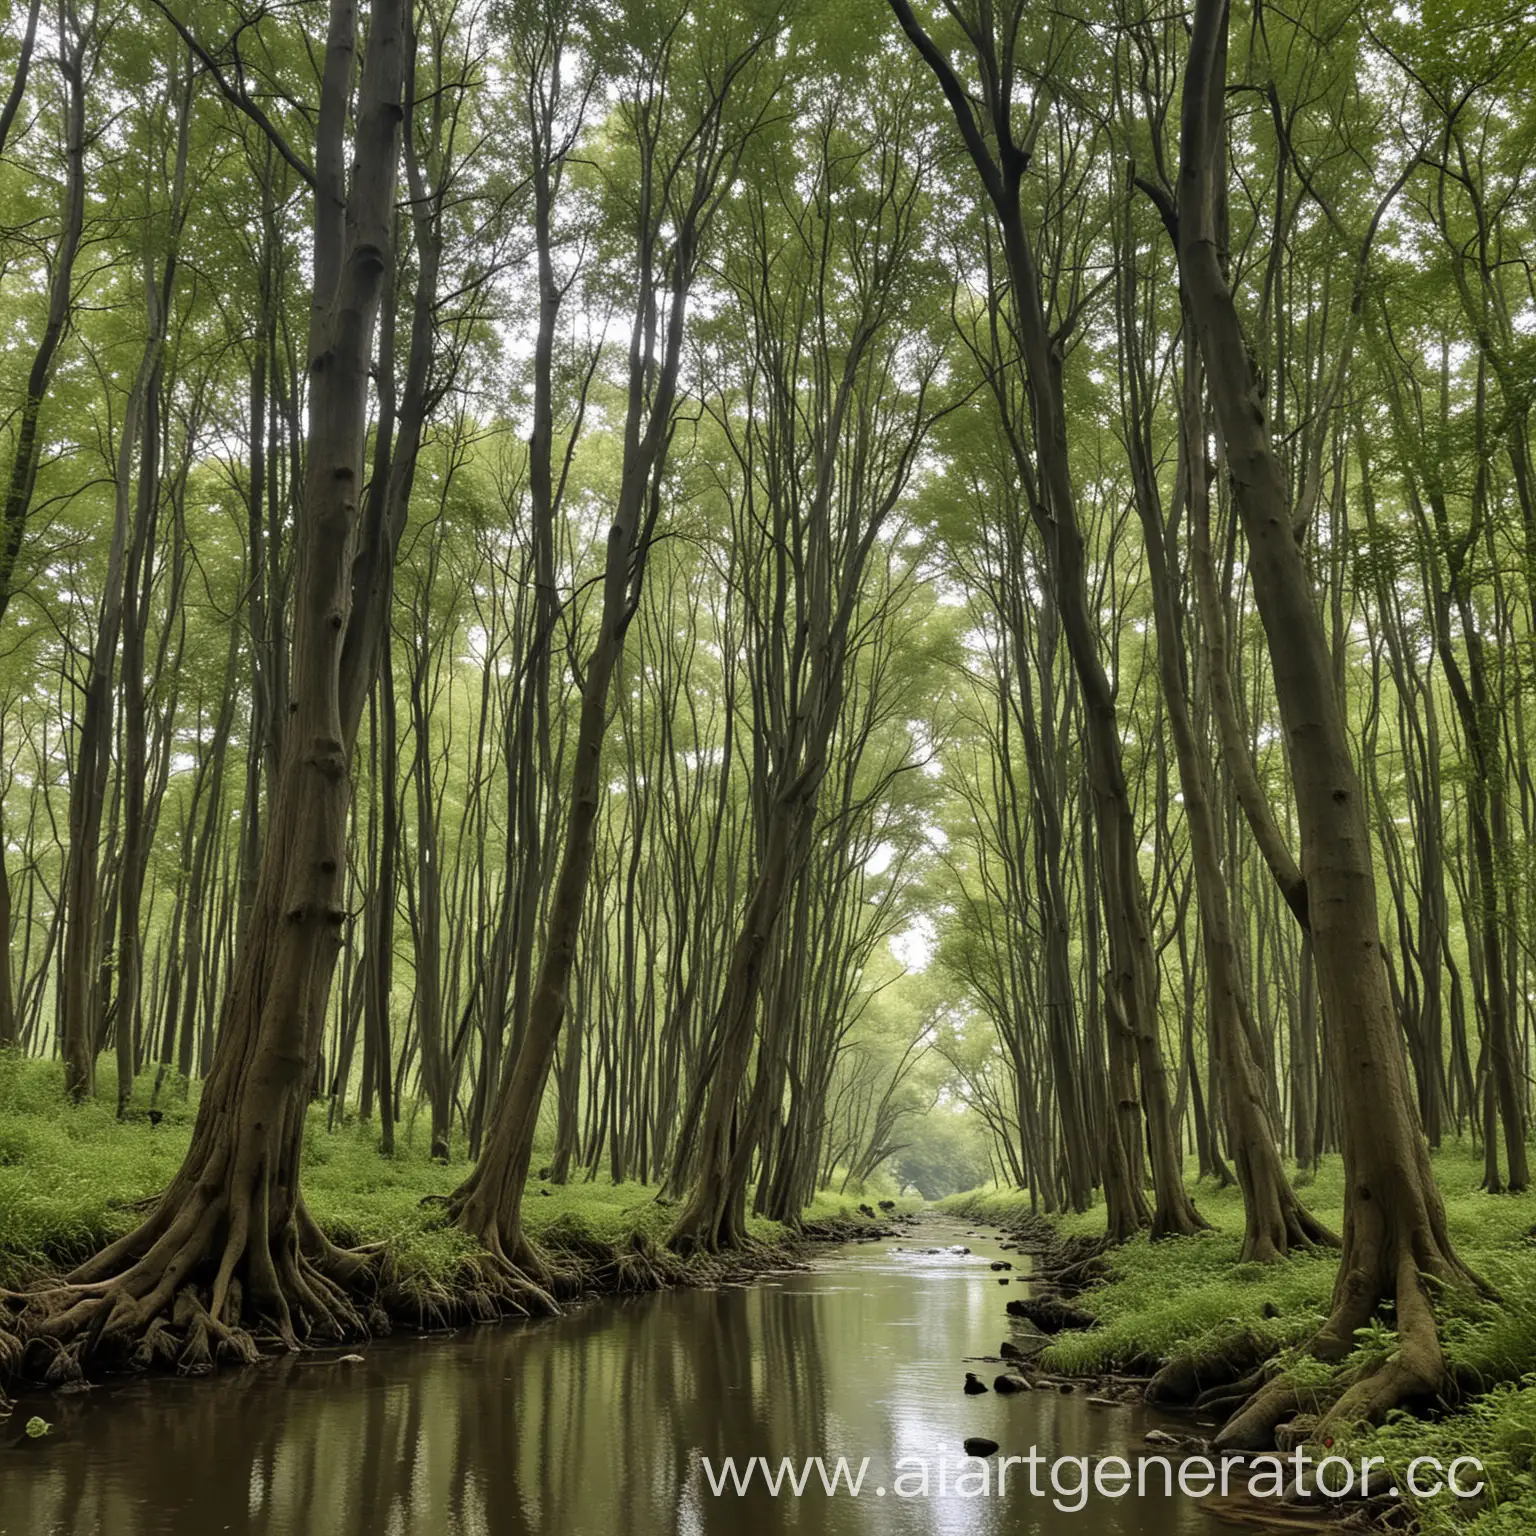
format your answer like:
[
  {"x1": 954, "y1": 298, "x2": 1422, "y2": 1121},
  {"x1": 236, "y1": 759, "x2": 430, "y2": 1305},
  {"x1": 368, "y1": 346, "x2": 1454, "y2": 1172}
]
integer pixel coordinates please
[
  {"x1": 0, "y1": 824, "x2": 14, "y2": 1050},
  {"x1": 447, "y1": 23, "x2": 776, "y2": 1286},
  {"x1": 0, "y1": 1, "x2": 87, "y2": 631},
  {"x1": 888, "y1": 0, "x2": 1202, "y2": 1237},
  {"x1": 1118, "y1": 202, "x2": 1331, "y2": 1255}
]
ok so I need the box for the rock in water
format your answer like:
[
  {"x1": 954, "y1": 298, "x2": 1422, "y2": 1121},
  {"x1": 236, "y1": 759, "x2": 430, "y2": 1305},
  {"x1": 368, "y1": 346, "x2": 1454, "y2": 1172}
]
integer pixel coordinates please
[
  {"x1": 989, "y1": 1260, "x2": 1012, "y2": 1271},
  {"x1": 999, "y1": 1340, "x2": 1023, "y2": 1359},
  {"x1": 964, "y1": 1437, "x2": 1000, "y2": 1457},
  {"x1": 963, "y1": 1372, "x2": 988, "y2": 1395},
  {"x1": 993, "y1": 1374, "x2": 1027, "y2": 1394}
]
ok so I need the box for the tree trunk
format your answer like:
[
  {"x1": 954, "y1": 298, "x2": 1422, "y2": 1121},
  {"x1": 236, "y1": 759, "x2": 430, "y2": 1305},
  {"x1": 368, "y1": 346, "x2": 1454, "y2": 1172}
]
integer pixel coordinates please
[
  {"x1": 447, "y1": 20, "x2": 775, "y2": 1288},
  {"x1": 12, "y1": 0, "x2": 410, "y2": 1369},
  {"x1": 0, "y1": 824, "x2": 14, "y2": 1050},
  {"x1": 1120, "y1": 214, "x2": 1331, "y2": 1257},
  {"x1": 887, "y1": 0, "x2": 1202, "y2": 1238},
  {"x1": 1178, "y1": 0, "x2": 1481, "y2": 1449},
  {"x1": 0, "y1": 0, "x2": 87, "y2": 631}
]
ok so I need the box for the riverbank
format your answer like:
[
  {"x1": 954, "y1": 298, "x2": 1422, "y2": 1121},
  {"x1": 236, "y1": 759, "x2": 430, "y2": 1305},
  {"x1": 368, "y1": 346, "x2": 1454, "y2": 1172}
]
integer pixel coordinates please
[
  {"x1": 0, "y1": 1056, "x2": 917, "y2": 1396},
  {"x1": 2, "y1": 1214, "x2": 1250, "y2": 1536},
  {"x1": 943, "y1": 1147, "x2": 1536, "y2": 1535}
]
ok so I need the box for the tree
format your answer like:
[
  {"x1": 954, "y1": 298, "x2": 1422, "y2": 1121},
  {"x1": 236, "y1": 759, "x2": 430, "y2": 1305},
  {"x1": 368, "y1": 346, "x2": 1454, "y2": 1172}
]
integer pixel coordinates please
[
  {"x1": 887, "y1": 0, "x2": 1204, "y2": 1239},
  {"x1": 11, "y1": 0, "x2": 412, "y2": 1366},
  {"x1": 1177, "y1": 0, "x2": 1483, "y2": 1447},
  {"x1": 666, "y1": 67, "x2": 949, "y2": 1254},
  {"x1": 446, "y1": 2, "x2": 786, "y2": 1294}
]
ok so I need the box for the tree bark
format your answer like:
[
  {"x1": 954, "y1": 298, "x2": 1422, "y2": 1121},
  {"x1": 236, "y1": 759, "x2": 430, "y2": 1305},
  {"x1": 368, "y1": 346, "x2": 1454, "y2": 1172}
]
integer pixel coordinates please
[
  {"x1": 11, "y1": 0, "x2": 411, "y2": 1369},
  {"x1": 1177, "y1": 0, "x2": 1481, "y2": 1449}
]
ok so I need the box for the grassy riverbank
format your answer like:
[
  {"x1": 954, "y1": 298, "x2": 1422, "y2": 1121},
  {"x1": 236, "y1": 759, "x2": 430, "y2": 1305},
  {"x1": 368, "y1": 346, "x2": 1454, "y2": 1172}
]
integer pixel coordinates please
[
  {"x1": 943, "y1": 1149, "x2": 1536, "y2": 1534},
  {"x1": 0, "y1": 1055, "x2": 914, "y2": 1314}
]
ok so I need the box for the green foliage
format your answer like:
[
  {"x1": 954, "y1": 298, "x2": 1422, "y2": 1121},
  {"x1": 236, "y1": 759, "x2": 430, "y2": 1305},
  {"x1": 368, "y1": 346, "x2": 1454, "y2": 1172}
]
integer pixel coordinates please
[
  {"x1": 945, "y1": 1175, "x2": 1337, "y2": 1372},
  {"x1": 892, "y1": 1106, "x2": 991, "y2": 1200},
  {"x1": 947, "y1": 1146, "x2": 1536, "y2": 1383},
  {"x1": 0, "y1": 1056, "x2": 908, "y2": 1298},
  {"x1": 1329, "y1": 1377, "x2": 1536, "y2": 1536}
]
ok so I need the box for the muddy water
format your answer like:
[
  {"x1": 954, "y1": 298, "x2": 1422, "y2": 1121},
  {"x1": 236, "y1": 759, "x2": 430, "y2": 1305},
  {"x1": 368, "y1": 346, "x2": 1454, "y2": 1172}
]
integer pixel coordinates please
[{"x1": 0, "y1": 1220, "x2": 1266, "y2": 1535}]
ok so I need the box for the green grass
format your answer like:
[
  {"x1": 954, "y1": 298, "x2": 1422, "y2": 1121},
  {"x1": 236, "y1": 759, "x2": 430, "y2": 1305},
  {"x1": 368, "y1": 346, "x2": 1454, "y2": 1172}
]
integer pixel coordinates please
[
  {"x1": 0, "y1": 1054, "x2": 914, "y2": 1303},
  {"x1": 944, "y1": 1146, "x2": 1536, "y2": 1533},
  {"x1": 802, "y1": 1187, "x2": 921, "y2": 1223},
  {"x1": 0, "y1": 1053, "x2": 202, "y2": 1284}
]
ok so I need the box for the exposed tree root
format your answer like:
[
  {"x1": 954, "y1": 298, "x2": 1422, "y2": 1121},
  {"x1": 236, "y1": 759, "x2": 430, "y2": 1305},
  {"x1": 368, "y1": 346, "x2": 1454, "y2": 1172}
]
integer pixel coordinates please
[
  {"x1": 436, "y1": 1128, "x2": 570, "y2": 1320},
  {"x1": 436, "y1": 1215, "x2": 562, "y2": 1324},
  {"x1": 1213, "y1": 1227, "x2": 1487, "y2": 1452},
  {"x1": 2, "y1": 1182, "x2": 381, "y2": 1387},
  {"x1": 1146, "y1": 1327, "x2": 1279, "y2": 1409},
  {"x1": 1233, "y1": 1171, "x2": 1339, "y2": 1267},
  {"x1": 0, "y1": 1321, "x2": 20, "y2": 1413},
  {"x1": 666, "y1": 1189, "x2": 753, "y2": 1259},
  {"x1": 1047, "y1": 1252, "x2": 1112, "y2": 1291},
  {"x1": 0, "y1": 1162, "x2": 820, "y2": 1403},
  {"x1": 669, "y1": 1214, "x2": 781, "y2": 1263},
  {"x1": 1192, "y1": 1369, "x2": 1267, "y2": 1420}
]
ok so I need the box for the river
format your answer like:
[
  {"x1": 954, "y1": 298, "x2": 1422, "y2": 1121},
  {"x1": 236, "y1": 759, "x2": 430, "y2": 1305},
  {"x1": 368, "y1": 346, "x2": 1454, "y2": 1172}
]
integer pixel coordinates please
[{"x1": 0, "y1": 1219, "x2": 1273, "y2": 1535}]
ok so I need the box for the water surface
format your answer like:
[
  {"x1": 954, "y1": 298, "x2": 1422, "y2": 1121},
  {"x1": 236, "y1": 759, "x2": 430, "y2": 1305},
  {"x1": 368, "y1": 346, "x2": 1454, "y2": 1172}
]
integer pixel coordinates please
[{"x1": 0, "y1": 1220, "x2": 1268, "y2": 1535}]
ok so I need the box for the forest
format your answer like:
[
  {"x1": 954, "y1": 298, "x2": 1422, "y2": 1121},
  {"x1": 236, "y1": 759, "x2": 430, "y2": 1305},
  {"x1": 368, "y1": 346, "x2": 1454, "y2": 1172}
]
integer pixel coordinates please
[{"x1": 1, "y1": 0, "x2": 1536, "y2": 1531}]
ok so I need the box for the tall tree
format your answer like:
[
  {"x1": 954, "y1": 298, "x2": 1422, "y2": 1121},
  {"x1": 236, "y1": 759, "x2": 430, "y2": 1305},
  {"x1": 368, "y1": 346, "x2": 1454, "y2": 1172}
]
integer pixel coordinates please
[
  {"x1": 446, "y1": 2, "x2": 785, "y2": 1294},
  {"x1": 887, "y1": 0, "x2": 1204, "y2": 1238},
  {"x1": 13, "y1": 0, "x2": 412, "y2": 1364},
  {"x1": 1177, "y1": 0, "x2": 1483, "y2": 1447}
]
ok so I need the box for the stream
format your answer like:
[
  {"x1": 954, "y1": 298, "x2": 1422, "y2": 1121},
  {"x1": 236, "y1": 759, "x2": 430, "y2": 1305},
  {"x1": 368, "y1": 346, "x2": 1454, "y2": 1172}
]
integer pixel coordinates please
[{"x1": 0, "y1": 1219, "x2": 1278, "y2": 1535}]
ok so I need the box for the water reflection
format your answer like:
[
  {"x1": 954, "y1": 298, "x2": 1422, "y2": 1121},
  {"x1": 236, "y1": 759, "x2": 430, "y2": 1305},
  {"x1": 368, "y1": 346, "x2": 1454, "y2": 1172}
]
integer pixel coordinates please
[{"x1": 0, "y1": 1224, "x2": 1257, "y2": 1535}]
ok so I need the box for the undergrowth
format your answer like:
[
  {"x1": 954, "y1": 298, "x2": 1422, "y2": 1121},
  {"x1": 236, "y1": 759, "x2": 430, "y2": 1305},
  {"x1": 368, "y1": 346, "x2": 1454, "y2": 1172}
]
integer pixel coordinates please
[
  {"x1": 943, "y1": 1144, "x2": 1536, "y2": 1534},
  {"x1": 0, "y1": 1055, "x2": 912, "y2": 1311}
]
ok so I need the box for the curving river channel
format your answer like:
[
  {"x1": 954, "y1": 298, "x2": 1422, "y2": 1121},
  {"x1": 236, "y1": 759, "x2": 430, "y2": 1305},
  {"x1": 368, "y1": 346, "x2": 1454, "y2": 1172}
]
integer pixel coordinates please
[{"x1": 0, "y1": 1220, "x2": 1274, "y2": 1536}]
